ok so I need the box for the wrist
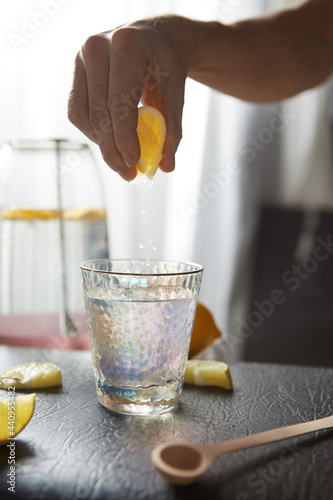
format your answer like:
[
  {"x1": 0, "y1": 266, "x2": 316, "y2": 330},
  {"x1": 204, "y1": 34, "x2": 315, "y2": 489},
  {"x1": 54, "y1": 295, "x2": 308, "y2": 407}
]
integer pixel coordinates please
[{"x1": 149, "y1": 16, "x2": 225, "y2": 77}]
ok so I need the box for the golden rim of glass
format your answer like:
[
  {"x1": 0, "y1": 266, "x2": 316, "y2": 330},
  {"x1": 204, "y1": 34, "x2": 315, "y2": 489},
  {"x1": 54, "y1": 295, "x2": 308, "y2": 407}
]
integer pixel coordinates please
[{"x1": 80, "y1": 259, "x2": 204, "y2": 277}]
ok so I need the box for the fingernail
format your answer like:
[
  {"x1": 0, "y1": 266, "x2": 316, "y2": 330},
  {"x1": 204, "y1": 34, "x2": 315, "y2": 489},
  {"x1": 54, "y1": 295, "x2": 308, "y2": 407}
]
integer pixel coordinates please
[{"x1": 122, "y1": 151, "x2": 135, "y2": 168}]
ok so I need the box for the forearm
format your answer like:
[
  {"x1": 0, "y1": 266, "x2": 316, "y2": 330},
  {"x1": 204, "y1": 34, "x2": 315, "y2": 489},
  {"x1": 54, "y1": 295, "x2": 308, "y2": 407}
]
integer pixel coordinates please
[
  {"x1": 67, "y1": 0, "x2": 333, "y2": 178},
  {"x1": 164, "y1": 0, "x2": 333, "y2": 102}
]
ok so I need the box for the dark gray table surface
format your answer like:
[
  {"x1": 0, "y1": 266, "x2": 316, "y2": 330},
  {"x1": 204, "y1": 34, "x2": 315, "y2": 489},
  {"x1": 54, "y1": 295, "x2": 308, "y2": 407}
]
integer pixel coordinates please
[{"x1": 0, "y1": 346, "x2": 332, "y2": 500}]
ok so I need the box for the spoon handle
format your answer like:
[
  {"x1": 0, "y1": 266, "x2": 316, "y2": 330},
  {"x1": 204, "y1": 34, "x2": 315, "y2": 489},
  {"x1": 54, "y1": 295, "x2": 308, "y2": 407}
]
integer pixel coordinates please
[{"x1": 208, "y1": 415, "x2": 333, "y2": 460}]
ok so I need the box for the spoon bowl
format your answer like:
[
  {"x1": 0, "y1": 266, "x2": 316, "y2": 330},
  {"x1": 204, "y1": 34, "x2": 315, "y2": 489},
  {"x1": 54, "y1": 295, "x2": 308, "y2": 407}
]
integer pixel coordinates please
[
  {"x1": 152, "y1": 443, "x2": 212, "y2": 485},
  {"x1": 152, "y1": 414, "x2": 333, "y2": 485}
]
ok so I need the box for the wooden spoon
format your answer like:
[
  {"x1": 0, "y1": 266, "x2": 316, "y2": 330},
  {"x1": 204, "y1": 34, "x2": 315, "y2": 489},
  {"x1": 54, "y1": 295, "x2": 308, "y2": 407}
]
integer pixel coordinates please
[{"x1": 151, "y1": 414, "x2": 333, "y2": 485}]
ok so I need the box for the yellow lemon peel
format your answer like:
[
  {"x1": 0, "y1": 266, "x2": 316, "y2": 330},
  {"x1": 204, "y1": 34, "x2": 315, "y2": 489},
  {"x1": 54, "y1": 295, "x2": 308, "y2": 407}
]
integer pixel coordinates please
[
  {"x1": 189, "y1": 302, "x2": 221, "y2": 357},
  {"x1": 0, "y1": 362, "x2": 62, "y2": 390},
  {"x1": 136, "y1": 106, "x2": 166, "y2": 180},
  {"x1": 184, "y1": 360, "x2": 233, "y2": 389},
  {"x1": 0, "y1": 393, "x2": 36, "y2": 445}
]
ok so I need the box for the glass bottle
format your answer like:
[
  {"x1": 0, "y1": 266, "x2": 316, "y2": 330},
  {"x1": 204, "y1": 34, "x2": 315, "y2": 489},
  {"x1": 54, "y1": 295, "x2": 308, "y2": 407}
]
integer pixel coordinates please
[{"x1": 0, "y1": 139, "x2": 109, "y2": 349}]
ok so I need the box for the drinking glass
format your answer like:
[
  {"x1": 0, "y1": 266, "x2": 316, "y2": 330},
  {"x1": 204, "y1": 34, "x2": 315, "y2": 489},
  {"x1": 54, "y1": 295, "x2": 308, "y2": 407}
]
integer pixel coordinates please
[{"x1": 81, "y1": 259, "x2": 203, "y2": 415}]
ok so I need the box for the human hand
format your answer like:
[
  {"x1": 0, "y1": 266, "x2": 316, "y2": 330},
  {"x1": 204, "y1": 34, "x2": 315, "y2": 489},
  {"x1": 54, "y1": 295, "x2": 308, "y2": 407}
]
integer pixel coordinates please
[{"x1": 67, "y1": 17, "x2": 187, "y2": 181}]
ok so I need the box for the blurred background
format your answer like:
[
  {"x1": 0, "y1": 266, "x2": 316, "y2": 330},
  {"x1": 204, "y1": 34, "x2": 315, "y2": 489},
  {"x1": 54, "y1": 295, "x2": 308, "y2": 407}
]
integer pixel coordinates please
[{"x1": 1, "y1": 0, "x2": 332, "y2": 365}]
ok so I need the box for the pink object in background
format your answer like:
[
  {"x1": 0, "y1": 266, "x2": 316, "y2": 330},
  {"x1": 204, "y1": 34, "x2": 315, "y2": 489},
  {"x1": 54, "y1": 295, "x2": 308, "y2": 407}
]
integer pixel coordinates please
[{"x1": 0, "y1": 312, "x2": 90, "y2": 350}]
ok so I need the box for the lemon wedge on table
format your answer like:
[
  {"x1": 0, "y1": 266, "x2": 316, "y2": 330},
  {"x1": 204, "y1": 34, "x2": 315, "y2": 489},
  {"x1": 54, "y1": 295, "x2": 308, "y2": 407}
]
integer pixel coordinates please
[
  {"x1": 0, "y1": 362, "x2": 62, "y2": 390},
  {"x1": 0, "y1": 393, "x2": 36, "y2": 445},
  {"x1": 136, "y1": 105, "x2": 166, "y2": 180},
  {"x1": 184, "y1": 360, "x2": 233, "y2": 390}
]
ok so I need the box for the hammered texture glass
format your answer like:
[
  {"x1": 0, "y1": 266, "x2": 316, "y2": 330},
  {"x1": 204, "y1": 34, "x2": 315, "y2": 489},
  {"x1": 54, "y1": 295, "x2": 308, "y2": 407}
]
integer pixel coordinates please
[{"x1": 81, "y1": 259, "x2": 203, "y2": 415}]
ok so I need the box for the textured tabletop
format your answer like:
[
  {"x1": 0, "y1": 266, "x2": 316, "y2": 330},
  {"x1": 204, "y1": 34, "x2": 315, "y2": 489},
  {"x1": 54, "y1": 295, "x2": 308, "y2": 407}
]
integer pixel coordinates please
[{"x1": 0, "y1": 346, "x2": 332, "y2": 500}]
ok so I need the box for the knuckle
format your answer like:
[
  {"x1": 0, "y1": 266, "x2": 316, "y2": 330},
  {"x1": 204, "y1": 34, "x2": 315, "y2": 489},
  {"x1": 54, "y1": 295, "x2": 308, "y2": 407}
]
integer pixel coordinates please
[
  {"x1": 89, "y1": 108, "x2": 112, "y2": 132},
  {"x1": 67, "y1": 99, "x2": 82, "y2": 126},
  {"x1": 82, "y1": 34, "x2": 107, "y2": 60},
  {"x1": 110, "y1": 27, "x2": 140, "y2": 53},
  {"x1": 107, "y1": 94, "x2": 131, "y2": 121}
]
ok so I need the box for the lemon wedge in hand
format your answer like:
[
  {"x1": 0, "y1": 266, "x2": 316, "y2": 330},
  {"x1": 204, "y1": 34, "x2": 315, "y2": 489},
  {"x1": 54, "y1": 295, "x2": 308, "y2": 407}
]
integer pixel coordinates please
[
  {"x1": 136, "y1": 105, "x2": 166, "y2": 180},
  {"x1": 184, "y1": 360, "x2": 233, "y2": 389},
  {"x1": 0, "y1": 362, "x2": 62, "y2": 389},
  {"x1": 0, "y1": 393, "x2": 36, "y2": 445}
]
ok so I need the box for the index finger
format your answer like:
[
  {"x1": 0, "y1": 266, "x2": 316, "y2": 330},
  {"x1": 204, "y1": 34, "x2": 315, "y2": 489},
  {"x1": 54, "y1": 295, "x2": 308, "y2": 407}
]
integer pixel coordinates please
[
  {"x1": 106, "y1": 28, "x2": 149, "y2": 170},
  {"x1": 80, "y1": 34, "x2": 135, "y2": 180}
]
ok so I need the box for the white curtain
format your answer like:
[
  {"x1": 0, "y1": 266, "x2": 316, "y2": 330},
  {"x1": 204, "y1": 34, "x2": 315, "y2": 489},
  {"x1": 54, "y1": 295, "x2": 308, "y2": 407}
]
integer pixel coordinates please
[{"x1": 1, "y1": 0, "x2": 332, "y2": 359}]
